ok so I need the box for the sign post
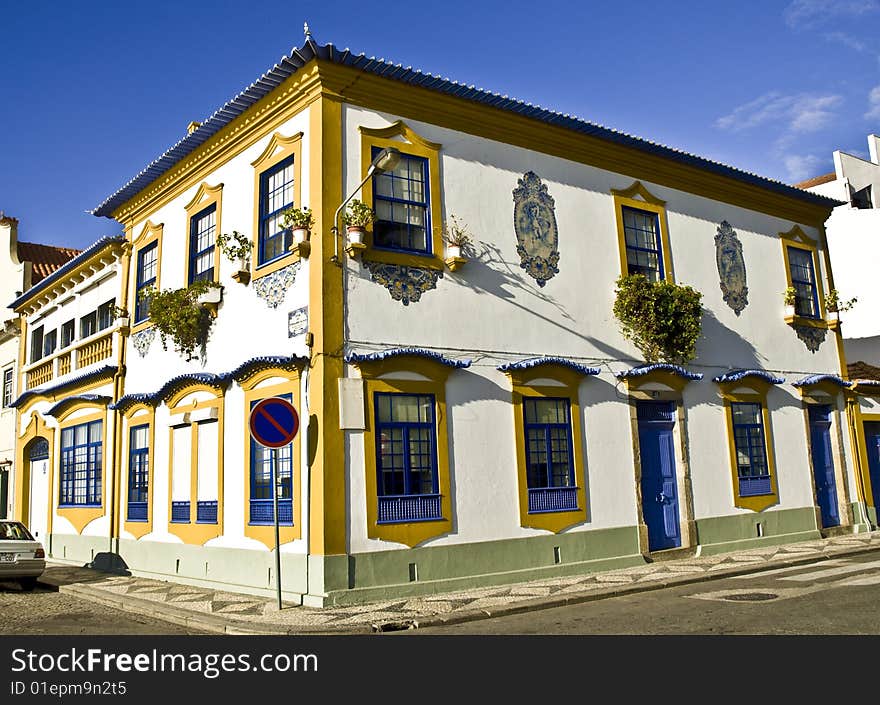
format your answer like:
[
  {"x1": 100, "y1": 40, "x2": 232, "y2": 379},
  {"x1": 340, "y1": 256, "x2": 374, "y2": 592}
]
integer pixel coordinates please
[{"x1": 248, "y1": 397, "x2": 299, "y2": 610}]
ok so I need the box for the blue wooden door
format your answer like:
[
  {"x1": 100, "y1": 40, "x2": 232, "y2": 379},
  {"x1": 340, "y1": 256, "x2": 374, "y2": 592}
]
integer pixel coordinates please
[
  {"x1": 637, "y1": 402, "x2": 681, "y2": 551},
  {"x1": 865, "y1": 422, "x2": 880, "y2": 520},
  {"x1": 808, "y1": 405, "x2": 839, "y2": 528}
]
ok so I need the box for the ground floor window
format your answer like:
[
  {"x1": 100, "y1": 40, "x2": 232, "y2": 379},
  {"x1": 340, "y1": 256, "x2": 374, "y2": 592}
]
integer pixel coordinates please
[
  {"x1": 60, "y1": 420, "x2": 102, "y2": 506},
  {"x1": 127, "y1": 424, "x2": 149, "y2": 521},
  {"x1": 523, "y1": 396, "x2": 578, "y2": 513},
  {"x1": 731, "y1": 402, "x2": 771, "y2": 496},
  {"x1": 249, "y1": 395, "x2": 293, "y2": 525}
]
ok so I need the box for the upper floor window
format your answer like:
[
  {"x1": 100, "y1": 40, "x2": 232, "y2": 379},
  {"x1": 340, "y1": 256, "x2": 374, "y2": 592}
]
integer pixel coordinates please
[
  {"x1": 127, "y1": 424, "x2": 149, "y2": 522},
  {"x1": 258, "y1": 156, "x2": 294, "y2": 266},
  {"x1": 30, "y1": 326, "x2": 43, "y2": 364},
  {"x1": 787, "y1": 246, "x2": 819, "y2": 318},
  {"x1": 372, "y1": 150, "x2": 430, "y2": 254},
  {"x1": 622, "y1": 206, "x2": 664, "y2": 281},
  {"x1": 2, "y1": 367, "x2": 13, "y2": 407},
  {"x1": 850, "y1": 184, "x2": 873, "y2": 210},
  {"x1": 135, "y1": 242, "x2": 158, "y2": 323},
  {"x1": 97, "y1": 299, "x2": 115, "y2": 331},
  {"x1": 189, "y1": 205, "x2": 216, "y2": 284},
  {"x1": 60, "y1": 420, "x2": 103, "y2": 507},
  {"x1": 374, "y1": 392, "x2": 440, "y2": 523},
  {"x1": 523, "y1": 397, "x2": 577, "y2": 513},
  {"x1": 42, "y1": 329, "x2": 56, "y2": 359},
  {"x1": 61, "y1": 320, "x2": 75, "y2": 349},
  {"x1": 80, "y1": 311, "x2": 97, "y2": 339}
]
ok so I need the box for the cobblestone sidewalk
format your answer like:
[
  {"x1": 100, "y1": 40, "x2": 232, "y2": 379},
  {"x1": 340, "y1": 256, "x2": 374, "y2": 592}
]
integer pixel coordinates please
[{"x1": 37, "y1": 532, "x2": 880, "y2": 635}]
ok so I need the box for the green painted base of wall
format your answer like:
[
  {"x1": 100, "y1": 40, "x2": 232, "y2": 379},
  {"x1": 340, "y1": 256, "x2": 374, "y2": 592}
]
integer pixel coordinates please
[
  {"x1": 49, "y1": 534, "x2": 309, "y2": 602},
  {"x1": 311, "y1": 526, "x2": 644, "y2": 607},
  {"x1": 850, "y1": 502, "x2": 874, "y2": 533},
  {"x1": 695, "y1": 507, "x2": 821, "y2": 555}
]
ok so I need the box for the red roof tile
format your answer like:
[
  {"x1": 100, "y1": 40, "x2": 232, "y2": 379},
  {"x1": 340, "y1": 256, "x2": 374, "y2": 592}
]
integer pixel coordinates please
[
  {"x1": 17, "y1": 241, "x2": 81, "y2": 284},
  {"x1": 795, "y1": 172, "x2": 837, "y2": 189},
  {"x1": 848, "y1": 360, "x2": 880, "y2": 382}
]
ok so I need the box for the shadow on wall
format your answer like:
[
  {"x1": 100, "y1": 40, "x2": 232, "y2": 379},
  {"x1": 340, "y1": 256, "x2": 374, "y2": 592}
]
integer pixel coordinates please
[{"x1": 695, "y1": 308, "x2": 766, "y2": 372}]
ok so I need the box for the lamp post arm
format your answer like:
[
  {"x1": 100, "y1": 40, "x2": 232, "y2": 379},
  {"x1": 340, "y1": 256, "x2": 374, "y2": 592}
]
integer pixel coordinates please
[{"x1": 331, "y1": 166, "x2": 376, "y2": 263}]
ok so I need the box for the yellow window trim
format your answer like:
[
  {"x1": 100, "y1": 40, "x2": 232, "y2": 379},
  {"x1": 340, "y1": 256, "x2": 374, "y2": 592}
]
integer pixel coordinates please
[
  {"x1": 717, "y1": 379, "x2": 779, "y2": 512},
  {"x1": 505, "y1": 364, "x2": 588, "y2": 533},
  {"x1": 57, "y1": 407, "x2": 108, "y2": 534},
  {"x1": 612, "y1": 181, "x2": 674, "y2": 282},
  {"x1": 780, "y1": 224, "x2": 827, "y2": 324},
  {"x1": 184, "y1": 183, "x2": 223, "y2": 287},
  {"x1": 250, "y1": 131, "x2": 304, "y2": 280},
  {"x1": 359, "y1": 121, "x2": 444, "y2": 270},
  {"x1": 122, "y1": 404, "x2": 155, "y2": 540},
  {"x1": 854, "y1": 408, "x2": 880, "y2": 513},
  {"x1": 166, "y1": 389, "x2": 225, "y2": 545},
  {"x1": 355, "y1": 355, "x2": 455, "y2": 547},
  {"x1": 243, "y1": 374, "x2": 303, "y2": 549},
  {"x1": 130, "y1": 220, "x2": 163, "y2": 335}
]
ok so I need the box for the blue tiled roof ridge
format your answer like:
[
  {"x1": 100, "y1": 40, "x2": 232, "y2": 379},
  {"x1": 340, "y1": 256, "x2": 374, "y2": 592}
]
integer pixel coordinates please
[
  {"x1": 345, "y1": 347, "x2": 471, "y2": 368},
  {"x1": 92, "y1": 39, "x2": 842, "y2": 219},
  {"x1": 615, "y1": 363, "x2": 703, "y2": 380},
  {"x1": 712, "y1": 369, "x2": 785, "y2": 385},
  {"x1": 497, "y1": 356, "x2": 600, "y2": 376}
]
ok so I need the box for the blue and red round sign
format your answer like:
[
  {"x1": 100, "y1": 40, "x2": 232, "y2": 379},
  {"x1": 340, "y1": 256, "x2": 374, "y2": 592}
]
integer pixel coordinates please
[{"x1": 249, "y1": 397, "x2": 299, "y2": 448}]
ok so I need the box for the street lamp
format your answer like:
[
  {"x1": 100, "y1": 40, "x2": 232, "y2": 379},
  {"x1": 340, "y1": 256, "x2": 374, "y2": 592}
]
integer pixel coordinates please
[{"x1": 331, "y1": 146, "x2": 401, "y2": 263}]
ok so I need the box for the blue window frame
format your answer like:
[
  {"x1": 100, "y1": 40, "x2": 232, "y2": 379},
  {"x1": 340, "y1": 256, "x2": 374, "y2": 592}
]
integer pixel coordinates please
[
  {"x1": 127, "y1": 424, "x2": 149, "y2": 522},
  {"x1": 60, "y1": 420, "x2": 102, "y2": 507},
  {"x1": 731, "y1": 402, "x2": 772, "y2": 496},
  {"x1": 189, "y1": 204, "x2": 216, "y2": 284},
  {"x1": 258, "y1": 156, "x2": 295, "y2": 266},
  {"x1": 374, "y1": 392, "x2": 441, "y2": 523},
  {"x1": 372, "y1": 149, "x2": 430, "y2": 254},
  {"x1": 523, "y1": 397, "x2": 578, "y2": 513},
  {"x1": 135, "y1": 242, "x2": 158, "y2": 323},
  {"x1": 622, "y1": 206, "x2": 664, "y2": 281},
  {"x1": 249, "y1": 394, "x2": 293, "y2": 525},
  {"x1": 2, "y1": 367, "x2": 13, "y2": 408},
  {"x1": 787, "y1": 246, "x2": 819, "y2": 318}
]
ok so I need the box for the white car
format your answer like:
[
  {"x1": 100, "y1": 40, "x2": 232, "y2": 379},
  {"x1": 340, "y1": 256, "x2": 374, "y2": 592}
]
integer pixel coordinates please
[{"x1": 0, "y1": 520, "x2": 45, "y2": 590}]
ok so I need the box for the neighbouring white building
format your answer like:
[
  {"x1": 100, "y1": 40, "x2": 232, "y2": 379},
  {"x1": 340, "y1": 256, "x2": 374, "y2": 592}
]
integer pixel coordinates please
[
  {"x1": 1, "y1": 214, "x2": 78, "y2": 520},
  {"x1": 11, "y1": 36, "x2": 875, "y2": 607}
]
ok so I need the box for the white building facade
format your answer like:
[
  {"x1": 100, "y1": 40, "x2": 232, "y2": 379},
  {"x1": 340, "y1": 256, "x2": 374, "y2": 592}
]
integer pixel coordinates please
[{"x1": 12, "y1": 39, "x2": 870, "y2": 606}]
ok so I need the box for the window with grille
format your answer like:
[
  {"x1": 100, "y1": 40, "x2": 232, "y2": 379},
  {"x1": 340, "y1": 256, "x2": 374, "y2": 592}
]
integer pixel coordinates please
[
  {"x1": 249, "y1": 394, "x2": 293, "y2": 525},
  {"x1": 127, "y1": 424, "x2": 149, "y2": 522},
  {"x1": 59, "y1": 420, "x2": 102, "y2": 507},
  {"x1": 523, "y1": 397, "x2": 578, "y2": 513},
  {"x1": 731, "y1": 402, "x2": 772, "y2": 497}
]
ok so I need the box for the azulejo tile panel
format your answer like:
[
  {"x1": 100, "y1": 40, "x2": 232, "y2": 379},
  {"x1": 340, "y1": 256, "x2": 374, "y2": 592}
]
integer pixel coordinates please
[
  {"x1": 132, "y1": 327, "x2": 156, "y2": 358},
  {"x1": 363, "y1": 260, "x2": 443, "y2": 305},
  {"x1": 794, "y1": 324, "x2": 826, "y2": 352},
  {"x1": 715, "y1": 220, "x2": 748, "y2": 316},
  {"x1": 252, "y1": 262, "x2": 301, "y2": 308},
  {"x1": 513, "y1": 171, "x2": 559, "y2": 287}
]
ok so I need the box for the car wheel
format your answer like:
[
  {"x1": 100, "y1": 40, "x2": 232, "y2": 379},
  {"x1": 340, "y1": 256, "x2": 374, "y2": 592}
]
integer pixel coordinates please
[{"x1": 19, "y1": 577, "x2": 38, "y2": 591}]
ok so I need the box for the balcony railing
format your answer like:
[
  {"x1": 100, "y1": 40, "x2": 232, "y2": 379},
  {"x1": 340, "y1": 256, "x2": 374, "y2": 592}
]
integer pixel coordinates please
[
  {"x1": 528, "y1": 486, "x2": 579, "y2": 513},
  {"x1": 58, "y1": 352, "x2": 71, "y2": 376},
  {"x1": 77, "y1": 333, "x2": 113, "y2": 368},
  {"x1": 739, "y1": 475, "x2": 772, "y2": 497},
  {"x1": 377, "y1": 494, "x2": 442, "y2": 524},
  {"x1": 23, "y1": 329, "x2": 118, "y2": 390},
  {"x1": 26, "y1": 360, "x2": 53, "y2": 389},
  {"x1": 171, "y1": 501, "x2": 190, "y2": 523},
  {"x1": 127, "y1": 502, "x2": 148, "y2": 522},
  {"x1": 249, "y1": 499, "x2": 293, "y2": 525},
  {"x1": 196, "y1": 500, "x2": 218, "y2": 524}
]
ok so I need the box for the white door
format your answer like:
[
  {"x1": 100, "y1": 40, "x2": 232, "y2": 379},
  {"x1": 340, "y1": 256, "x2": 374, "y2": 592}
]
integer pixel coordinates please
[{"x1": 28, "y1": 458, "x2": 49, "y2": 541}]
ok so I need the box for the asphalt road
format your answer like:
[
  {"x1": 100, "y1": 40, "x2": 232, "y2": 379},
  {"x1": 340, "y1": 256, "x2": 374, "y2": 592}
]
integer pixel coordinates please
[
  {"x1": 402, "y1": 550, "x2": 880, "y2": 635},
  {"x1": 0, "y1": 581, "x2": 207, "y2": 635}
]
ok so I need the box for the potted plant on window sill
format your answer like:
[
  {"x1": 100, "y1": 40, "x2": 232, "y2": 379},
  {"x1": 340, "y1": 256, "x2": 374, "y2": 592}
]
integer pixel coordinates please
[
  {"x1": 113, "y1": 305, "x2": 130, "y2": 332},
  {"x1": 216, "y1": 230, "x2": 252, "y2": 285},
  {"x1": 441, "y1": 214, "x2": 472, "y2": 272},
  {"x1": 783, "y1": 286, "x2": 797, "y2": 320},
  {"x1": 142, "y1": 280, "x2": 223, "y2": 363},
  {"x1": 342, "y1": 199, "x2": 375, "y2": 257},
  {"x1": 281, "y1": 206, "x2": 313, "y2": 258},
  {"x1": 824, "y1": 288, "x2": 856, "y2": 326}
]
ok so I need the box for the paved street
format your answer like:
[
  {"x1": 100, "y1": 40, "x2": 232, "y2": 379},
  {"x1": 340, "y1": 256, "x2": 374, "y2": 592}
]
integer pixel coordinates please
[
  {"x1": 404, "y1": 550, "x2": 880, "y2": 635},
  {"x1": 0, "y1": 581, "x2": 206, "y2": 635}
]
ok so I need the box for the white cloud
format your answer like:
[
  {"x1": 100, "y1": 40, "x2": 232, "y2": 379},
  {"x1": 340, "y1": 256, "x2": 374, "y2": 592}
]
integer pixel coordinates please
[
  {"x1": 866, "y1": 85, "x2": 880, "y2": 120},
  {"x1": 784, "y1": 0, "x2": 880, "y2": 29},
  {"x1": 824, "y1": 31, "x2": 869, "y2": 52},
  {"x1": 716, "y1": 92, "x2": 841, "y2": 134},
  {"x1": 783, "y1": 154, "x2": 824, "y2": 182}
]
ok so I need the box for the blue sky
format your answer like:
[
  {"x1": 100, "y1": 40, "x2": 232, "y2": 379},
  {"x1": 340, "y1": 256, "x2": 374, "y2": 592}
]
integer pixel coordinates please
[{"x1": 1, "y1": 0, "x2": 878, "y2": 250}]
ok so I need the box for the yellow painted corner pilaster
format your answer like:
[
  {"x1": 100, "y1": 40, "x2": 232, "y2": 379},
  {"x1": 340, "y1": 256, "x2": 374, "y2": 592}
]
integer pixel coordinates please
[{"x1": 308, "y1": 93, "x2": 346, "y2": 557}]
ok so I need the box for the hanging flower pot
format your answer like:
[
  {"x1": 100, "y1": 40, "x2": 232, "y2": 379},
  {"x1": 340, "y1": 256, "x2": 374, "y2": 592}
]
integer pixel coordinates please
[
  {"x1": 347, "y1": 226, "x2": 366, "y2": 245},
  {"x1": 292, "y1": 227, "x2": 309, "y2": 244}
]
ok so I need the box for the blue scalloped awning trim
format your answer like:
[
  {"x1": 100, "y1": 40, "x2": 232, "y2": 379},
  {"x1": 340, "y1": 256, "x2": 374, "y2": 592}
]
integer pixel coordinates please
[
  {"x1": 712, "y1": 369, "x2": 785, "y2": 385},
  {"x1": 792, "y1": 374, "x2": 852, "y2": 388},
  {"x1": 229, "y1": 355, "x2": 307, "y2": 381},
  {"x1": 497, "y1": 356, "x2": 600, "y2": 376},
  {"x1": 615, "y1": 363, "x2": 703, "y2": 381},
  {"x1": 46, "y1": 394, "x2": 111, "y2": 417},
  {"x1": 344, "y1": 348, "x2": 471, "y2": 369},
  {"x1": 154, "y1": 373, "x2": 234, "y2": 403},
  {"x1": 109, "y1": 393, "x2": 161, "y2": 413},
  {"x1": 854, "y1": 379, "x2": 880, "y2": 387},
  {"x1": 11, "y1": 365, "x2": 118, "y2": 409}
]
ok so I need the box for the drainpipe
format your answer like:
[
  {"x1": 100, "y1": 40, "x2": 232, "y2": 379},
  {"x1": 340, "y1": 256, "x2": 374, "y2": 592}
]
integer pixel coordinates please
[{"x1": 847, "y1": 397, "x2": 872, "y2": 530}]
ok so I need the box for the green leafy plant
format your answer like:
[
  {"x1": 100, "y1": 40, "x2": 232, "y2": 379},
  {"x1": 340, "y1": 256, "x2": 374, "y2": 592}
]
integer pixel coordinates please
[
  {"x1": 440, "y1": 214, "x2": 473, "y2": 250},
  {"x1": 281, "y1": 206, "x2": 314, "y2": 230},
  {"x1": 342, "y1": 199, "x2": 376, "y2": 228},
  {"x1": 783, "y1": 286, "x2": 797, "y2": 307},
  {"x1": 612, "y1": 274, "x2": 703, "y2": 364},
  {"x1": 112, "y1": 305, "x2": 129, "y2": 319},
  {"x1": 140, "y1": 280, "x2": 222, "y2": 362},
  {"x1": 216, "y1": 231, "x2": 252, "y2": 264},
  {"x1": 825, "y1": 288, "x2": 857, "y2": 312}
]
